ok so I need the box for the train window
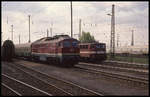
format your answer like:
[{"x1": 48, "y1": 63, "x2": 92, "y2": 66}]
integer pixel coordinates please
[
  {"x1": 82, "y1": 45, "x2": 88, "y2": 49},
  {"x1": 79, "y1": 45, "x2": 82, "y2": 49},
  {"x1": 96, "y1": 45, "x2": 100, "y2": 48},
  {"x1": 63, "y1": 41, "x2": 71, "y2": 47},
  {"x1": 82, "y1": 45, "x2": 84, "y2": 49},
  {"x1": 95, "y1": 44, "x2": 100, "y2": 48},
  {"x1": 90, "y1": 45, "x2": 95, "y2": 49},
  {"x1": 100, "y1": 44, "x2": 105, "y2": 48},
  {"x1": 80, "y1": 45, "x2": 88, "y2": 49},
  {"x1": 72, "y1": 41, "x2": 78, "y2": 47},
  {"x1": 85, "y1": 45, "x2": 88, "y2": 49},
  {"x1": 80, "y1": 45, "x2": 82, "y2": 48}
]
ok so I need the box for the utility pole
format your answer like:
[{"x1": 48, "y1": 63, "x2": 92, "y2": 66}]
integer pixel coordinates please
[
  {"x1": 107, "y1": 4, "x2": 115, "y2": 57},
  {"x1": 47, "y1": 29, "x2": 49, "y2": 37},
  {"x1": 110, "y1": 4, "x2": 115, "y2": 57},
  {"x1": 28, "y1": 15, "x2": 31, "y2": 43},
  {"x1": 131, "y1": 29, "x2": 134, "y2": 46},
  {"x1": 112, "y1": 4, "x2": 115, "y2": 57},
  {"x1": 7, "y1": 16, "x2": 8, "y2": 24},
  {"x1": 50, "y1": 27, "x2": 52, "y2": 37},
  {"x1": 70, "y1": 1, "x2": 73, "y2": 38},
  {"x1": 50, "y1": 22, "x2": 53, "y2": 37},
  {"x1": 1, "y1": 32, "x2": 3, "y2": 45},
  {"x1": 11, "y1": 25, "x2": 13, "y2": 41},
  {"x1": 79, "y1": 19, "x2": 82, "y2": 39},
  {"x1": 117, "y1": 33, "x2": 119, "y2": 47},
  {"x1": 19, "y1": 34, "x2": 20, "y2": 44}
]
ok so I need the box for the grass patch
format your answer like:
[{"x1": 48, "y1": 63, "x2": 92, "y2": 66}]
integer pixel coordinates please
[{"x1": 107, "y1": 55, "x2": 149, "y2": 64}]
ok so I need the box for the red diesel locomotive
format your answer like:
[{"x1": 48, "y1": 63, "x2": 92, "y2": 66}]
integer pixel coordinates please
[
  {"x1": 79, "y1": 42, "x2": 107, "y2": 62},
  {"x1": 15, "y1": 35, "x2": 80, "y2": 67}
]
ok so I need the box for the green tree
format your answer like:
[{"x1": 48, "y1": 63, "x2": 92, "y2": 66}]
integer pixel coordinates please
[{"x1": 79, "y1": 31, "x2": 96, "y2": 43}]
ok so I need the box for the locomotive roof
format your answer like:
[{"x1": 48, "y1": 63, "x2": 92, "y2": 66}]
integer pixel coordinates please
[
  {"x1": 79, "y1": 42, "x2": 105, "y2": 45},
  {"x1": 32, "y1": 35, "x2": 76, "y2": 44},
  {"x1": 15, "y1": 43, "x2": 32, "y2": 48}
]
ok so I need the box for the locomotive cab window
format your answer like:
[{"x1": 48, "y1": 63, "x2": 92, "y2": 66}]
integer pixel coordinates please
[
  {"x1": 100, "y1": 44, "x2": 105, "y2": 48},
  {"x1": 72, "y1": 41, "x2": 78, "y2": 47},
  {"x1": 95, "y1": 44, "x2": 101, "y2": 48},
  {"x1": 63, "y1": 41, "x2": 71, "y2": 47}
]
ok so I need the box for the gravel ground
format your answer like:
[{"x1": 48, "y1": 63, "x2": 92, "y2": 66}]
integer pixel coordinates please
[{"x1": 11, "y1": 60, "x2": 149, "y2": 96}]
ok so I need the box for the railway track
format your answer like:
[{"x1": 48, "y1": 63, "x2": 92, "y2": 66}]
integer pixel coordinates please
[
  {"x1": 75, "y1": 64, "x2": 148, "y2": 86},
  {"x1": 2, "y1": 63, "x2": 73, "y2": 96},
  {"x1": 4, "y1": 61, "x2": 104, "y2": 96},
  {"x1": 103, "y1": 60, "x2": 148, "y2": 70},
  {"x1": 2, "y1": 74, "x2": 52, "y2": 96},
  {"x1": 79, "y1": 62, "x2": 148, "y2": 74}
]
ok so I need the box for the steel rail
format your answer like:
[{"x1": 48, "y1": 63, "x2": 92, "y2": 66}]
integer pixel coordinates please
[
  {"x1": 79, "y1": 62, "x2": 148, "y2": 74},
  {"x1": 75, "y1": 65, "x2": 148, "y2": 85},
  {"x1": 2, "y1": 74, "x2": 52, "y2": 96},
  {"x1": 2, "y1": 83, "x2": 22, "y2": 96},
  {"x1": 103, "y1": 61, "x2": 148, "y2": 69}
]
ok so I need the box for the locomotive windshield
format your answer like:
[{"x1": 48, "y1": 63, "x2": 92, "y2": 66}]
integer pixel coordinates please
[
  {"x1": 95, "y1": 44, "x2": 101, "y2": 48},
  {"x1": 91, "y1": 43, "x2": 105, "y2": 49},
  {"x1": 72, "y1": 41, "x2": 78, "y2": 47},
  {"x1": 63, "y1": 41, "x2": 71, "y2": 47},
  {"x1": 63, "y1": 41, "x2": 78, "y2": 47},
  {"x1": 96, "y1": 44, "x2": 105, "y2": 48}
]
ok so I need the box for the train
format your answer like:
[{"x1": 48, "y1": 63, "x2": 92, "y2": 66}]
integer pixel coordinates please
[
  {"x1": 1, "y1": 40, "x2": 15, "y2": 62},
  {"x1": 78, "y1": 42, "x2": 107, "y2": 62},
  {"x1": 1, "y1": 35, "x2": 79, "y2": 67},
  {"x1": 15, "y1": 35, "x2": 80, "y2": 67},
  {"x1": 2, "y1": 35, "x2": 107, "y2": 66}
]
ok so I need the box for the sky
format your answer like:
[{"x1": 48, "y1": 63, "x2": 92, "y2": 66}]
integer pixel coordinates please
[{"x1": 1, "y1": 1, "x2": 149, "y2": 47}]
